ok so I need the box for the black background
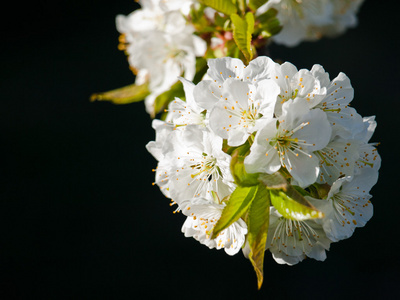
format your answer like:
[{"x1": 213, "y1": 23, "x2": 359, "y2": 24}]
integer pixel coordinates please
[{"x1": 1, "y1": 1, "x2": 399, "y2": 298}]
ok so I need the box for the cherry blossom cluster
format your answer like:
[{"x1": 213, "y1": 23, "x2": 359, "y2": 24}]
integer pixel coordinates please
[
  {"x1": 146, "y1": 56, "x2": 380, "y2": 265},
  {"x1": 116, "y1": 0, "x2": 206, "y2": 115},
  {"x1": 115, "y1": 0, "x2": 364, "y2": 115},
  {"x1": 259, "y1": 0, "x2": 365, "y2": 47}
]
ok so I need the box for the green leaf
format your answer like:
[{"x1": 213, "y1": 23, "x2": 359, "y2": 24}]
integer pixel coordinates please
[
  {"x1": 260, "y1": 19, "x2": 282, "y2": 38},
  {"x1": 211, "y1": 185, "x2": 258, "y2": 239},
  {"x1": 198, "y1": 0, "x2": 237, "y2": 15},
  {"x1": 258, "y1": 171, "x2": 323, "y2": 221},
  {"x1": 292, "y1": 185, "x2": 312, "y2": 197},
  {"x1": 90, "y1": 83, "x2": 150, "y2": 104},
  {"x1": 256, "y1": 7, "x2": 278, "y2": 24},
  {"x1": 193, "y1": 57, "x2": 208, "y2": 84},
  {"x1": 153, "y1": 80, "x2": 184, "y2": 118},
  {"x1": 214, "y1": 12, "x2": 228, "y2": 28},
  {"x1": 245, "y1": 12, "x2": 255, "y2": 35},
  {"x1": 258, "y1": 171, "x2": 289, "y2": 190},
  {"x1": 190, "y1": 5, "x2": 218, "y2": 33},
  {"x1": 246, "y1": 185, "x2": 270, "y2": 290},
  {"x1": 230, "y1": 146, "x2": 260, "y2": 187},
  {"x1": 248, "y1": 0, "x2": 269, "y2": 11},
  {"x1": 308, "y1": 183, "x2": 331, "y2": 199},
  {"x1": 230, "y1": 12, "x2": 255, "y2": 63},
  {"x1": 270, "y1": 187, "x2": 324, "y2": 221},
  {"x1": 237, "y1": 0, "x2": 246, "y2": 14},
  {"x1": 256, "y1": 8, "x2": 282, "y2": 37}
]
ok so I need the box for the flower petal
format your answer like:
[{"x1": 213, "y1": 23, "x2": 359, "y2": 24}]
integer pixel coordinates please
[{"x1": 207, "y1": 57, "x2": 245, "y2": 82}]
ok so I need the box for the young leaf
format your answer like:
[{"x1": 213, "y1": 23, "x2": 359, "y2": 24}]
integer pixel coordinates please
[
  {"x1": 245, "y1": 12, "x2": 255, "y2": 35},
  {"x1": 198, "y1": 0, "x2": 237, "y2": 16},
  {"x1": 309, "y1": 183, "x2": 331, "y2": 199},
  {"x1": 230, "y1": 144, "x2": 260, "y2": 187},
  {"x1": 211, "y1": 185, "x2": 258, "y2": 239},
  {"x1": 230, "y1": 12, "x2": 255, "y2": 63},
  {"x1": 292, "y1": 185, "x2": 312, "y2": 197},
  {"x1": 237, "y1": 0, "x2": 246, "y2": 15},
  {"x1": 258, "y1": 171, "x2": 288, "y2": 190},
  {"x1": 246, "y1": 185, "x2": 270, "y2": 290},
  {"x1": 90, "y1": 83, "x2": 150, "y2": 104},
  {"x1": 193, "y1": 57, "x2": 208, "y2": 84},
  {"x1": 214, "y1": 12, "x2": 228, "y2": 28},
  {"x1": 256, "y1": 8, "x2": 282, "y2": 37},
  {"x1": 248, "y1": 0, "x2": 269, "y2": 11},
  {"x1": 256, "y1": 8, "x2": 278, "y2": 24},
  {"x1": 260, "y1": 18, "x2": 282, "y2": 38},
  {"x1": 269, "y1": 188, "x2": 324, "y2": 221}
]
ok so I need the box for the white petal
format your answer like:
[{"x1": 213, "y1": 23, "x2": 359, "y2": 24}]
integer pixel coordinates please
[
  {"x1": 325, "y1": 72, "x2": 354, "y2": 106},
  {"x1": 245, "y1": 143, "x2": 281, "y2": 174},
  {"x1": 291, "y1": 105, "x2": 332, "y2": 152},
  {"x1": 316, "y1": 139, "x2": 360, "y2": 185},
  {"x1": 311, "y1": 64, "x2": 331, "y2": 87},
  {"x1": 307, "y1": 242, "x2": 329, "y2": 261},
  {"x1": 271, "y1": 251, "x2": 305, "y2": 266},
  {"x1": 255, "y1": 79, "x2": 280, "y2": 116},
  {"x1": 180, "y1": 198, "x2": 247, "y2": 255},
  {"x1": 280, "y1": 98, "x2": 310, "y2": 129},
  {"x1": 209, "y1": 102, "x2": 239, "y2": 140},
  {"x1": 292, "y1": 69, "x2": 325, "y2": 108},
  {"x1": 179, "y1": 77, "x2": 202, "y2": 113},
  {"x1": 245, "y1": 120, "x2": 281, "y2": 174},
  {"x1": 207, "y1": 57, "x2": 245, "y2": 82},
  {"x1": 279, "y1": 62, "x2": 299, "y2": 78},
  {"x1": 193, "y1": 80, "x2": 220, "y2": 110},
  {"x1": 285, "y1": 151, "x2": 320, "y2": 188},
  {"x1": 244, "y1": 56, "x2": 276, "y2": 82},
  {"x1": 192, "y1": 35, "x2": 207, "y2": 56}
]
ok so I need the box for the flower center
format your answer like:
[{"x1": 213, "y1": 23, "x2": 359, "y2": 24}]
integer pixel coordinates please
[
  {"x1": 186, "y1": 153, "x2": 223, "y2": 195},
  {"x1": 236, "y1": 102, "x2": 260, "y2": 129},
  {"x1": 278, "y1": 88, "x2": 298, "y2": 105},
  {"x1": 190, "y1": 154, "x2": 217, "y2": 180},
  {"x1": 266, "y1": 121, "x2": 314, "y2": 168},
  {"x1": 165, "y1": 44, "x2": 187, "y2": 62},
  {"x1": 270, "y1": 217, "x2": 319, "y2": 251}
]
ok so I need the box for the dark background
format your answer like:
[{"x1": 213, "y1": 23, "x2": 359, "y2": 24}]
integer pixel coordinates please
[{"x1": 1, "y1": 1, "x2": 399, "y2": 298}]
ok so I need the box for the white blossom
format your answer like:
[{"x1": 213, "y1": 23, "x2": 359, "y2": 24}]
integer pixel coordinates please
[
  {"x1": 145, "y1": 55, "x2": 380, "y2": 266},
  {"x1": 205, "y1": 56, "x2": 276, "y2": 85},
  {"x1": 191, "y1": 57, "x2": 279, "y2": 146},
  {"x1": 158, "y1": 0, "x2": 195, "y2": 15},
  {"x1": 266, "y1": 208, "x2": 331, "y2": 265},
  {"x1": 207, "y1": 79, "x2": 279, "y2": 146},
  {"x1": 146, "y1": 120, "x2": 176, "y2": 198},
  {"x1": 127, "y1": 29, "x2": 206, "y2": 115},
  {"x1": 165, "y1": 78, "x2": 206, "y2": 127},
  {"x1": 180, "y1": 197, "x2": 248, "y2": 255},
  {"x1": 354, "y1": 116, "x2": 381, "y2": 174},
  {"x1": 257, "y1": 0, "x2": 365, "y2": 47},
  {"x1": 147, "y1": 124, "x2": 234, "y2": 203},
  {"x1": 308, "y1": 167, "x2": 378, "y2": 242},
  {"x1": 245, "y1": 98, "x2": 331, "y2": 187},
  {"x1": 268, "y1": 61, "x2": 327, "y2": 116},
  {"x1": 311, "y1": 0, "x2": 365, "y2": 38},
  {"x1": 163, "y1": 125, "x2": 235, "y2": 203},
  {"x1": 311, "y1": 65, "x2": 364, "y2": 139},
  {"x1": 116, "y1": 2, "x2": 187, "y2": 39},
  {"x1": 315, "y1": 135, "x2": 360, "y2": 185},
  {"x1": 193, "y1": 57, "x2": 277, "y2": 111},
  {"x1": 116, "y1": 1, "x2": 206, "y2": 116}
]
